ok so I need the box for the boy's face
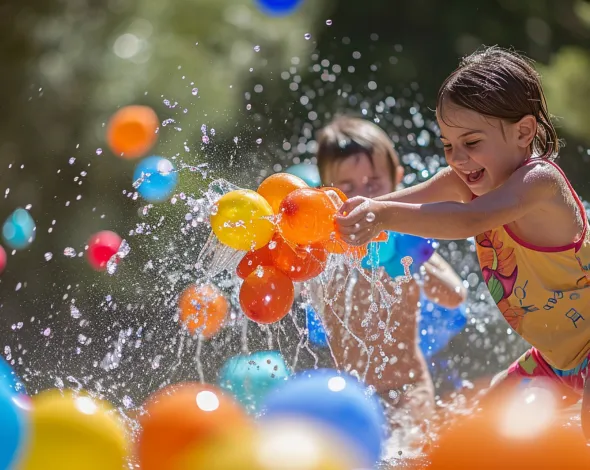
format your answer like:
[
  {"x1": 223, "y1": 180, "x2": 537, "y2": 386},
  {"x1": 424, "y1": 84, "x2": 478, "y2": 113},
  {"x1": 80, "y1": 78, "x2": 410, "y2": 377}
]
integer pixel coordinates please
[{"x1": 324, "y1": 151, "x2": 397, "y2": 198}]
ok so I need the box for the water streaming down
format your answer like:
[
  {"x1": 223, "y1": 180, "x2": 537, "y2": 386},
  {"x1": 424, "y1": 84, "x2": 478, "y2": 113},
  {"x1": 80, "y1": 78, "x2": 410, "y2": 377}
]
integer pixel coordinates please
[{"x1": 2, "y1": 26, "x2": 589, "y2": 470}]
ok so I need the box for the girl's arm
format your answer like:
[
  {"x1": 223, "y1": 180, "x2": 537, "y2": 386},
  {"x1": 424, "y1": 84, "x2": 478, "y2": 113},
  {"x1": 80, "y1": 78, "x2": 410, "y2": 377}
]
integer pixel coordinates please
[
  {"x1": 422, "y1": 253, "x2": 467, "y2": 309},
  {"x1": 375, "y1": 166, "x2": 472, "y2": 204},
  {"x1": 337, "y1": 162, "x2": 558, "y2": 242}
]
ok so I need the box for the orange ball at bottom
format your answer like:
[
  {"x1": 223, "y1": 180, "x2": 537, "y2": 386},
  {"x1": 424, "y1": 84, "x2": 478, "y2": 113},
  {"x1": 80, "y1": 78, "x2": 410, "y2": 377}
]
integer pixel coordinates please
[
  {"x1": 239, "y1": 266, "x2": 294, "y2": 324},
  {"x1": 178, "y1": 284, "x2": 228, "y2": 337},
  {"x1": 138, "y1": 383, "x2": 253, "y2": 470}
]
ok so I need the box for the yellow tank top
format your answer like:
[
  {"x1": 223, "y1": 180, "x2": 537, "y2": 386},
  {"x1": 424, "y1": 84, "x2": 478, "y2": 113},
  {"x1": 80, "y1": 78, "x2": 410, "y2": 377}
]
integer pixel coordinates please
[{"x1": 474, "y1": 160, "x2": 590, "y2": 370}]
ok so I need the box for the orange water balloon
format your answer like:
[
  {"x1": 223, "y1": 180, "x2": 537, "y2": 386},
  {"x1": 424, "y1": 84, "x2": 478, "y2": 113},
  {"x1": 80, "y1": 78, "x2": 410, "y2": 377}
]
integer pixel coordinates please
[
  {"x1": 279, "y1": 188, "x2": 337, "y2": 246},
  {"x1": 271, "y1": 236, "x2": 327, "y2": 282},
  {"x1": 236, "y1": 244, "x2": 274, "y2": 280},
  {"x1": 429, "y1": 381, "x2": 590, "y2": 470},
  {"x1": 258, "y1": 173, "x2": 308, "y2": 214},
  {"x1": 319, "y1": 186, "x2": 348, "y2": 203},
  {"x1": 239, "y1": 266, "x2": 294, "y2": 324},
  {"x1": 106, "y1": 105, "x2": 159, "y2": 159},
  {"x1": 178, "y1": 283, "x2": 228, "y2": 337},
  {"x1": 138, "y1": 383, "x2": 252, "y2": 470}
]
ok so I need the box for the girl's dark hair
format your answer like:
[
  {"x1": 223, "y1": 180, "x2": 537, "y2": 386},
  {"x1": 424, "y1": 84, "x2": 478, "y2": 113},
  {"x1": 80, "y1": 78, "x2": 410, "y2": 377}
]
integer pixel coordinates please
[
  {"x1": 437, "y1": 46, "x2": 559, "y2": 160},
  {"x1": 316, "y1": 116, "x2": 399, "y2": 185}
]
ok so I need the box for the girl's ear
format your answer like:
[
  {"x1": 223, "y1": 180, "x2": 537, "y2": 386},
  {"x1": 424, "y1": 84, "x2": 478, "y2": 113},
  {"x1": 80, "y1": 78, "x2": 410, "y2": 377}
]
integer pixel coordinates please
[{"x1": 515, "y1": 115, "x2": 537, "y2": 149}]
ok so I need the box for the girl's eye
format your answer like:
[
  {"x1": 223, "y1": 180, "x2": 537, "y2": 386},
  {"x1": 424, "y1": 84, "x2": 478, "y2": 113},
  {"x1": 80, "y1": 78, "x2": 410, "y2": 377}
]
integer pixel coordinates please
[
  {"x1": 442, "y1": 143, "x2": 452, "y2": 150},
  {"x1": 465, "y1": 140, "x2": 481, "y2": 147}
]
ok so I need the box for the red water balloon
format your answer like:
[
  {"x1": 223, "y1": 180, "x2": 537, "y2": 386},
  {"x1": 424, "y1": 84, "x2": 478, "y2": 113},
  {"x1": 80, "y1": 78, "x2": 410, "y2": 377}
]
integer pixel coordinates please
[
  {"x1": 236, "y1": 244, "x2": 274, "y2": 280},
  {"x1": 271, "y1": 237, "x2": 327, "y2": 282},
  {"x1": 239, "y1": 266, "x2": 294, "y2": 324},
  {"x1": 0, "y1": 245, "x2": 6, "y2": 274},
  {"x1": 87, "y1": 231, "x2": 122, "y2": 271}
]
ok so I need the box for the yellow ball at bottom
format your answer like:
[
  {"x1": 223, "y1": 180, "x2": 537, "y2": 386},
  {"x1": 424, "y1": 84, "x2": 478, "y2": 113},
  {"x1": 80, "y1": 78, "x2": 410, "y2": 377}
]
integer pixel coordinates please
[
  {"x1": 17, "y1": 389, "x2": 129, "y2": 470},
  {"x1": 210, "y1": 189, "x2": 275, "y2": 251}
]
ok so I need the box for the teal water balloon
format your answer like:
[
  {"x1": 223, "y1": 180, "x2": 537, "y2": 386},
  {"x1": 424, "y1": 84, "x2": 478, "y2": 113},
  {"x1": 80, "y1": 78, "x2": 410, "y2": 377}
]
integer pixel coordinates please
[
  {"x1": 2, "y1": 208, "x2": 35, "y2": 250},
  {"x1": 285, "y1": 163, "x2": 321, "y2": 187},
  {"x1": 0, "y1": 385, "x2": 28, "y2": 469},
  {"x1": 133, "y1": 156, "x2": 178, "y2": 203},
  {"x1": 218, "y1": 350, "x2": 291, "y2": 413}
]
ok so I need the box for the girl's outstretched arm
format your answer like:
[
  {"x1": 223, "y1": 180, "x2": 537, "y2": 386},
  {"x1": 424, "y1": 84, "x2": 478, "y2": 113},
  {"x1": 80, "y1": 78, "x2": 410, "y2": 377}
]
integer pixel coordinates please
[
  {"x1": 337, "y1": 162, "x2": 558, "y2": 243},
  {"x1": 375, "y1": 166, "x2": 471, "y2": 204}
]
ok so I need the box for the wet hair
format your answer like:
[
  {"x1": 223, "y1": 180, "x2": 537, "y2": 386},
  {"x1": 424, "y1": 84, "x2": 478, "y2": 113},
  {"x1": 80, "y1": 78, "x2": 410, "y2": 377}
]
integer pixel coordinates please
[
  {"x1": 316, "y1": 116, "x2": 400, "y2": 185},
  {"x1": 437, "y1": 46, "x2": 559, "y2": 160}
]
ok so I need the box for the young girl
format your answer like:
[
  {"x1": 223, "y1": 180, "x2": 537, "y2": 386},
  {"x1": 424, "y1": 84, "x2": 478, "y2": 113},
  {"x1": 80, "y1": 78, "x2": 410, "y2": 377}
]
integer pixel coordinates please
[
  {"x1": 335, "y1": 46, "x2": 590, "y2": 434},
  {"x1": 311, "y1": 116, "x2": 466, "y2": 433}
]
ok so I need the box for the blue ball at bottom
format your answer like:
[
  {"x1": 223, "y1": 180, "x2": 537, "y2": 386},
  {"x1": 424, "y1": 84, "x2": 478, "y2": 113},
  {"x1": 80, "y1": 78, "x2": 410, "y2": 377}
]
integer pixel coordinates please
[
  {"x1": 0, "y1": 387, "x2": 27, "y2": 470},
  {"x1": 261, "y1": 369, "x2": 386, "y2": 465},
  {"x1": 0, "y1": 358, "x2": 25, "y2": 396},
  {"x1": 133, "y1": 156, "x2": 178, "y2": 203},
  {"x1": 218, "y1": 350, "x2": 291, "y2": 413}
]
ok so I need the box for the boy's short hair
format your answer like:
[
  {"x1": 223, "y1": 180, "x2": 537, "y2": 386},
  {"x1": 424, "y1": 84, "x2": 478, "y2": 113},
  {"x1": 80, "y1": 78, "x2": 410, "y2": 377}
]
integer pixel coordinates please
[{"x1": 316, "y1": 116, "x2": 400, "y2": 186}]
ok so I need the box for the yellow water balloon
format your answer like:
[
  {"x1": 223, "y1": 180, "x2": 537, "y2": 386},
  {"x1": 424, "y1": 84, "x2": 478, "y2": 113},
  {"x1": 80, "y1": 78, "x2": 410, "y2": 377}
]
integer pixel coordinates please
[
  {"x1": 210, "y1": 189, "x2": 275, "y2": 251},
  {"x1": 18, "y1": 389, "x2": 129, "y2": 470}
]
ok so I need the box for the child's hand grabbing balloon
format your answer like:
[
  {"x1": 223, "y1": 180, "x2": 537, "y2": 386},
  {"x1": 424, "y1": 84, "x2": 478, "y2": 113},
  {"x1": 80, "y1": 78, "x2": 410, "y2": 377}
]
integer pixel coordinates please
[{"x1": 335, "y1": 196, "x2": 386, "y2": 245}]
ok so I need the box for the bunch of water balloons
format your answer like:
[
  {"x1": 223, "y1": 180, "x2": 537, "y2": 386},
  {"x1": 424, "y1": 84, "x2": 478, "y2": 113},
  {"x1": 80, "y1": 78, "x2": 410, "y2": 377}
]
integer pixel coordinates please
[
  {"x1": 0, "y1": 353, "x2": 388, "y2": 469},
  {"x1": 209, "y1": 171, "x2": 392, "y2": 325}
]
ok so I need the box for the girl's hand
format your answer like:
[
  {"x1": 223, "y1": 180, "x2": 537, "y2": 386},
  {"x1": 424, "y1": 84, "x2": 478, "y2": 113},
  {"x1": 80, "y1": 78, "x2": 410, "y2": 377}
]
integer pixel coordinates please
[{"x1": 335, "y1": 196, "x2": 387, "y2": 245}]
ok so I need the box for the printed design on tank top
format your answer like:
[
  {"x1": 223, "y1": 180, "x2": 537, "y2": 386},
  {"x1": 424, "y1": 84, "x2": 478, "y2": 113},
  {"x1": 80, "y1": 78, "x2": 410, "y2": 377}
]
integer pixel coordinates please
[{"x1": 476, "y1": 230, "x2": 531, "y2": 330}]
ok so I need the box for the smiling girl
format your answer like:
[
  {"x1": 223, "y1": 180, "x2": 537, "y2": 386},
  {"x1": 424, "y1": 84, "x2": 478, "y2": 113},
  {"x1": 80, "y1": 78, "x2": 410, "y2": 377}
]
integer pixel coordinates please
[{"x1": 335, "y1": 46, "x2": 590, "y2": 436}]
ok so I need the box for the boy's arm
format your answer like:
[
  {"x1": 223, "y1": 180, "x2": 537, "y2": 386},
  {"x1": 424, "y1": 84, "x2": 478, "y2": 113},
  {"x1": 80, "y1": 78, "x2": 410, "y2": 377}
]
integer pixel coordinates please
[
  {"x1": 422, "y1": 253, "x2": 467, "y2": 309},
  {"x1": 375, "y1": 166, "x2": 472, "y2": 204}
]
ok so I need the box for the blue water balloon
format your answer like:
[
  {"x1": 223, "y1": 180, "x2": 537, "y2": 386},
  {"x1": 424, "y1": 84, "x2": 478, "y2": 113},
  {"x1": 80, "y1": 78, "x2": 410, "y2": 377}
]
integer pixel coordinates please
[
  {"x1": 133, "y1": 156, "x2": 178, "y2": 203},
  {"x1": 284, "y1": 163, "x2": 321, "y2": 187},
  {"x1": 306, "y1": 305, "x2": 329, "y2": 347},
  {"x1": 0, "y1": 358, "x2": 25, "y2": 396},
  {"x1": 2, "y1": 208, "x2": 36, "y2": 250},
  {"x1": 396, "y1": 233, "x2": 437, "y2": 267},
  {"x1": 0, "y1": 386, "x2": 28, "y2": 469},
  {"x1": 255, "y1": 0, "x2": 304, "y2": 16},
  {"x1": 418, "y1": 292, "x2": 467, "y2": 358},
  {"x1": 362, "y1": 231, "x2": 436, "y2": 278},
  {"x1": 261, "y1": 369, "x2": 386, "y2": 464},
  {"x1": 218, "y1": 350, "x2": 291, "y2": 413}
]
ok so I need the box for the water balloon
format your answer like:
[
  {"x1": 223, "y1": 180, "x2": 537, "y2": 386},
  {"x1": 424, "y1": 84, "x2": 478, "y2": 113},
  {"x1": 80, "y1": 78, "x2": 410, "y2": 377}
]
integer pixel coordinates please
[
  {"x1": 218, "y1": 350, "x2": 291, "y2": 413},
  {"x1": 0, "y1": 245, "x2": 5, "y2": 274},
  {"x1": 419, "y1": 292, "x2": 467, "y2": 358},
  {"x1": 306, "y1": 305, "x2": 329, "y2": 347},
  {"x1": 0, "y1": 387, "x2": 28, "y2": 469},
  {"x1": 133, "y1": 156, "x2": 178, "y2": 203},
  {"x1": 19, "y1": 389, "x2": 128, "y2": 470},
  {"x1": 236, "y1": 244, "x2": 274, "y2": 279},
  {"x1": 257, "y1": 172, "x2": 308, "y2": 214},
  {"x1": 261, "y1": 369, "x2": 386, "y2": 465},
  {"x1": 87, "y1": 230, "x2": 122, "y2": 271},
  {"x1": 211, "y1": 189, "x2": 275, "y2": 251},
  {"x1": 0, "y1": 357, "x2": 26, "y2": 395},
  {"x1": 270, "y1": 236, "x2": 327, "y2": 282},
  {"x1": 106, "y1": 105, "x2": 159, "y2": 159},
  {"x1": 138, "y1": 383, "x2": 252, "y2": 470},
  {"x1": 239, "y1": 266, "x2": 294, "y2": 324},
  {"x1": 396, "y1": 232, "x2": 437, "y2": 267},
  {"x1": 2, "y1": 208, "x2": 35, "y2": 250},
  {"x1": 279, "y1": 188, "x2": 337, "y2": 245},
  {"x1": 255, "y1": 0, "x2": 304, "y2": 17},
  {"x1": 178, "y1": 283, "x2": 228, "y2": 338},
  {"x1": 285, "y1": 163, "x2": 321, "y2": 187}
]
